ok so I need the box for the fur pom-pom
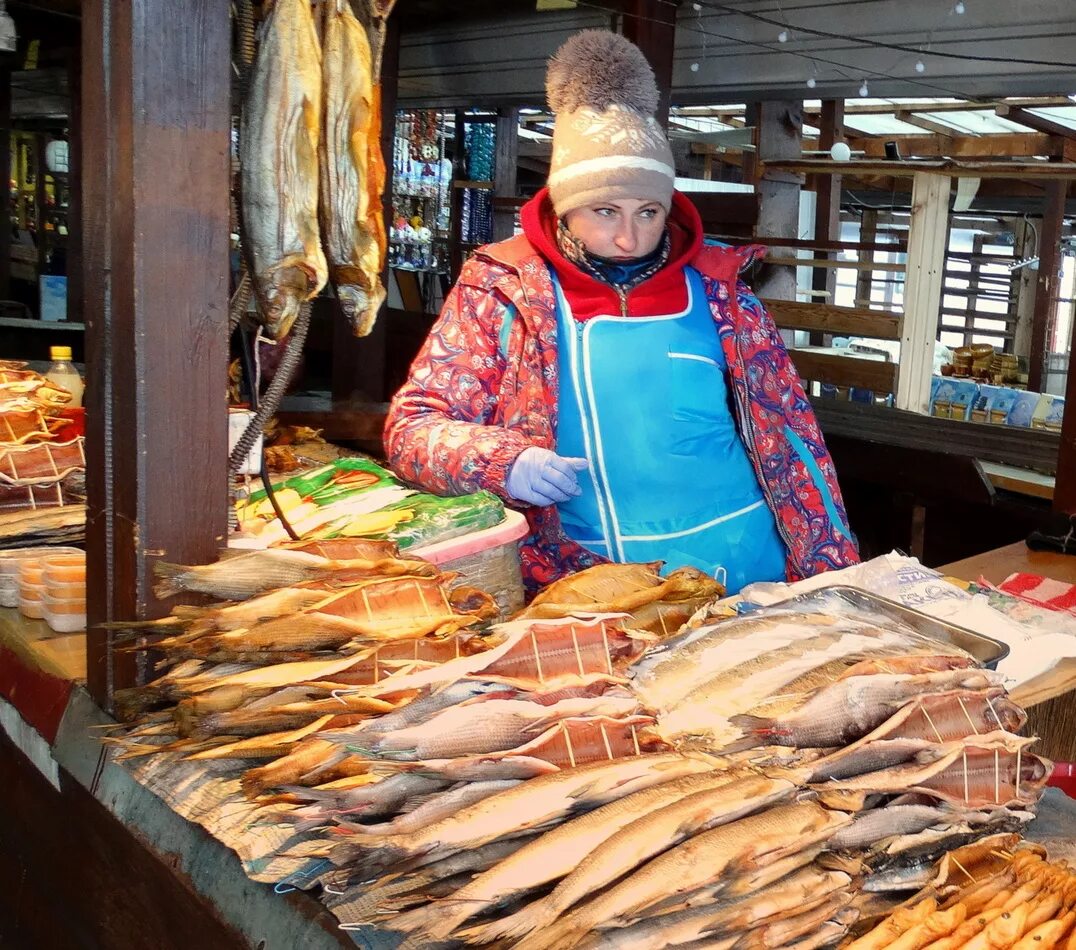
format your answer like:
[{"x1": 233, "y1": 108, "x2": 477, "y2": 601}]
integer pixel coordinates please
[{"x1": 546, "y1": 30, "x2": 659, "y2": 116}]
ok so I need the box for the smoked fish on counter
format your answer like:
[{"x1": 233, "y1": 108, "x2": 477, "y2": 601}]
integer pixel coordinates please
[
  {"x1": 241, "y1": 0, "x2": 327, "y2": 340},
  {"x1": 319, "y1": 0, "x2": 387, "y2": 337}
]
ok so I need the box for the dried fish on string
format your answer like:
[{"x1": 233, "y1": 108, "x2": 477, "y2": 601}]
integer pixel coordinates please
[
  {"x1": 319, "y1": 0, "x2": 387, "y2": 336},
  {"x1": 241, "y1": 0, "x2": 327, "y2": 339}
]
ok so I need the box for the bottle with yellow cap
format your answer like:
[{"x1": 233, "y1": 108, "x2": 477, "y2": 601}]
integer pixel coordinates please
[{"x1": 45, "y1": 345, "x2": 83, "y2": 409}]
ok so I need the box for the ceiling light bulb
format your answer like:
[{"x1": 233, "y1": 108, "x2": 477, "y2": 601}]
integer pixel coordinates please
[
  {"x1": 859, "y1": 81, "x2": 870, "y2": 97},
  {"x1": 690, "y1": 62, "x2": 700, "y2": 72},
  {"x1": 954, "y1": 1, "x2": 965, "y2": 12},
  {"x1": 692, "y1": 2, "x2": 701, "y2": 9},
  {"x1": 777, "y1": 30, "x2": 789, "y2": 42},
  {"x1": 915, "y1": 60, "x2": 926, "y2": 73},
  {"x1": 806, "y1": 77, "x2": 817, "y2": 89}
]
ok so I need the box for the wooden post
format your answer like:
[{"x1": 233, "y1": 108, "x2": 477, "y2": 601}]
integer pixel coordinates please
[
  {"x1": 34, "y1": 131, "x2": 47, "y2": 282},
  {"x1": 1027, "y1": 181, "x2": 1067, "y2": 393},
  {"x1": 897, "y1": 172, "x2": 951, "y2": 413},
  {"x1": 854, "y1": 209, "x2": 878, "y2": 307},
  {"x1": 754, "y1": 100, "x2": 804, "y2": 301},
  {"x1": 811, "y1": 100, "x2": 844, "y2": 306},
  {"x1": 331, "y1": 14, "x2": 399, "y2": 406},
  {"x1": 82, "y1": 0, "x2": 231, "y2": 707},
  {"x1": 66, "y1": 47, "x2": 81, "y2": 321},
  {"x1": 492, "y1": 107, "x2": 518, "y2": 242},
  {"x1": 620, "y1": 0, "x2": 677, "y2": 126},
  {"x1": 0, "y1": 66, "x2": 10, "y2": 302},
  {"x1": 1011, "y1": 216, "x2": 1038, "y2": 361}
]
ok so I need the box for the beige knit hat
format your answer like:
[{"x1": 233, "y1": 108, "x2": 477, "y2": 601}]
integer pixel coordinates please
[{"x1": 546, "y1": 30, "x2": 675, "y2": 218}]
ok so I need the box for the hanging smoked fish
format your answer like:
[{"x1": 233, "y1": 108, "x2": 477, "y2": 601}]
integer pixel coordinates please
[
  {"x1": 241, "y1": 0, "x2": 328, "y2": 340},
  {"x1": 319, "y1": 0, "x2": 388, "y2": 337}
]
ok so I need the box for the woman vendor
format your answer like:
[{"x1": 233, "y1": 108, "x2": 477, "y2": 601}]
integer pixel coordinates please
[{"x1": 384, "y1": 29, "x2": 859, "y2": 596}]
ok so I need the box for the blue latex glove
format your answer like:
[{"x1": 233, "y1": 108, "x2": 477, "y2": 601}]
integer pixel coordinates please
[{"x1": 506, "y1": 447, "x2": 589, "y2": 506}]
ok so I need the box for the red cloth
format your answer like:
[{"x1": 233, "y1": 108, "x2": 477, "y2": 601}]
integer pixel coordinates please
[
  {"x1": 998, "y1": 571, "x2": 1076, "y2": 614},
  {"x1": 519, "y1": 187, "x2": 704, "y2": 322}
]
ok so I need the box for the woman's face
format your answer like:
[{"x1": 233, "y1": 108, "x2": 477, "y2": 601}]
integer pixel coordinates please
[{"x1": 563, "y1": 198, "x2": 668, "y2": 260}]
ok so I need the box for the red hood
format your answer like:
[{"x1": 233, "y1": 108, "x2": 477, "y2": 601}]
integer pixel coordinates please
[{"x1": 520, "y1": 187, "x2": 705, "y2": 322}]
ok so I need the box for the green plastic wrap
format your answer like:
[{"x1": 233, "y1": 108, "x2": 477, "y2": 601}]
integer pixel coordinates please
[
  {"x1": 242, "y1": 458, "x2": 505, "y2": 549},
  {"x1": 245, "y1": 458, "x2": 398, "y2": 507},
  {"x1": 381, "y1": 490, "x2": 505, "y2": 550}
]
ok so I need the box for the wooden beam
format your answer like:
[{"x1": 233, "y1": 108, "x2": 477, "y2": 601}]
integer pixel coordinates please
[
  {"x1": 848, "y1": 132, "x2": 1059, "y2": 160},
  {"x1": 764, "y1": 158, "x2": 1076, "y2": 179},
  {"x1": 996, "y1": 104, "x2": 1076, "y2": 141},
  {"x1": 765, "y1": 298, "x2": 903, "y2": 340},
  {"x1": 812, "y1": 399, "x2": 1061, "y2": 474},
  {"x1": 620, "y1": 0, "x2": 676, "y2": 126},
  {"x1": 894, "y1": 110, "x2": 955, "y2": 139},
  {"x1": 766, "y1": 256, "x2": 905, "y2": 273},
  {"x1": 789, "y1": 350, "x2": 897, "y2": 393},
  {"x1": 897, "y1": 172, "x2": 951, "y2": 413},
  {"x1": 83, "y1": 0, "x2": 231, "y2": 707},
  {"x1": 1029, "y1": 180, "x2": 1068, "y2": 393}
]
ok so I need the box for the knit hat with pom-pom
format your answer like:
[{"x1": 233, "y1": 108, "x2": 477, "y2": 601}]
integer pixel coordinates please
[{"x1": 546, "y1": 30, "x2": 675, "y2": 217}]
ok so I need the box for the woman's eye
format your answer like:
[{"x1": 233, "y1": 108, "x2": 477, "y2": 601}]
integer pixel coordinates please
[
  {"x1": 595, "y1": 208, "x2": 615, "y2": 217},
  {"x1": 640, "y1": 209, "x2": 658, "y2": 219}
]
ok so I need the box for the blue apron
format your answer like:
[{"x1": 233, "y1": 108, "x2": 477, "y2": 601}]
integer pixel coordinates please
[{"x1": 554, "y1": 267, "x2": 787, "y2": 594}]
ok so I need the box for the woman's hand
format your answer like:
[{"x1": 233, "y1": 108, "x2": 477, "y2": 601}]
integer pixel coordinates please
[{"x1": 506, "y1": 447, "x2": 589, "y2": 506}]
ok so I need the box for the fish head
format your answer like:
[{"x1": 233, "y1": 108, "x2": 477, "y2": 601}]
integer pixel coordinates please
[
  {"x1": 990, "y1": 696, "x2": 1029, "y2": 733},
  {"x1": 260, "y1": 263, "x2": 319, "y2": 340},
  {"x1": 336, "y1": 283, "x2": 386, "y2": 338}
]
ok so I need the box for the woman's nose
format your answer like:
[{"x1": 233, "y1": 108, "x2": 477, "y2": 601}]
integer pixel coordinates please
[{"x1": 615, "y1": 222, "x2": 637, "y2": 253}]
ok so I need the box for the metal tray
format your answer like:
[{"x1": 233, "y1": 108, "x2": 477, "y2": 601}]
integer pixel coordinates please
[{"x1": 773, "y1": 584, "x2": 1010, "y2": 670}]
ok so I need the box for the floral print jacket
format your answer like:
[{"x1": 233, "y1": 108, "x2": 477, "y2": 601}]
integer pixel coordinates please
[{"x1": 384, "y1": 192, "x2": 860, "y2": 593}]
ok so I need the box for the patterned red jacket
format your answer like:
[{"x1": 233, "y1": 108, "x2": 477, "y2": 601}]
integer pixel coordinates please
[{"x1": 385, "y1": 189, "x2": 860, "y2": 592}]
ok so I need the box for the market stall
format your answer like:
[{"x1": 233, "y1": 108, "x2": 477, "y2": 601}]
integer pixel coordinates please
[{"x1": 2, "y1": 0, "x2": 1076, "y2": 948}]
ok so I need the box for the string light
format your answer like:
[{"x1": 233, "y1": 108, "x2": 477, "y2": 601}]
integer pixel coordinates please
[
  {"x1": 777, "y1": 29, "x2": 789, "y2": 43},
  {"x1": 806, "y1": 77, "x2": 817, "y2": 88},
  {"x1": 859, "y1": 80, "x2": 870, "y2": 97},
  {"x1": 953, "y1": 1, "x2": 966, "y2": 13},
  {"x1": 915, "y1": 60, "x2": 926, "y2": 72},
  {"x1": 690, "y1": 62, "x2": 700, "y2": 72}
]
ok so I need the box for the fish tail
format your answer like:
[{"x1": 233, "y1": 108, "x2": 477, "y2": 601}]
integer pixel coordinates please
[
  {"x1": 514, "y1": 919, "x2": 581, "y2": 950},
  {"x1": 383, "y1": 903, "x2": 441, "y2": 936},
  {"x1": 153, "y1": 561, "x2": 193, "y2": 599},
  {"x1": 728, "y1": 713, "x2": 789, "y2": 743},
  {"x1": 458, "y1": 901, "x2": 550, "y2": 945},
  {"x1": 331, "y1": 840, "x2": 409, "y2": 879}
]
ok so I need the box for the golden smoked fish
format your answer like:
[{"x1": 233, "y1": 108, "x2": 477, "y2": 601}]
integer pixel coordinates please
[
  {"x1": 320, "y1": 0, "x2": 387, "y2": 336},
  {"x1": 241, "y1": 0, "x2": 328, "y2": 339}
]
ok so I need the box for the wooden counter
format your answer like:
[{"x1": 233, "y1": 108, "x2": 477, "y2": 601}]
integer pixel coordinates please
[
  {"x1": 941, "y1": 542, "x2": 1076, "y2": 762},
  {"x1": 940, "y1": 541, "x2": 1076, "y2": 587}
]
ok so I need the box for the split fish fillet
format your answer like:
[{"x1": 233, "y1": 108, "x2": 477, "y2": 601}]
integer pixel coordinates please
[
  {"x1": 521, "y1": 801, "x2": 851, "y2": 950},
  {"x1": 320, "y1": 0, "x2": 387, "y2": 336},
  {"x1": 241, "y1": 0, "x2": 328, "y2": 339},
  {"x1": 402, "y1": 769, "x2": 749, "y2": 940},
  {"x1": 464, "y1": 771, "x2": 798, "y2": 946}
]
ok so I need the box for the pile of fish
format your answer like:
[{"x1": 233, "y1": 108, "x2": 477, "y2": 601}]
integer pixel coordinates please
[
  {"x1": 632, "y1": 589, "x2": 1050, "y2": 896},
  {"x1": 242, "y1": 0, "x2": 393, "y2": 340},
  {"x1": 108, "y1": 560, "x2": 1050, "y2": 949},
  {"x1": 847, "y1": 837, "x2": 1076, "y2": 948},
  {"x1": 108, "y1": 539, "x2": 502, "y2": 787}
]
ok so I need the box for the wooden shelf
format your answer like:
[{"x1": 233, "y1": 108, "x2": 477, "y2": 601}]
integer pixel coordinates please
[{"x1": 0, "y1": 317, "x2": 83, "y2": 331}]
